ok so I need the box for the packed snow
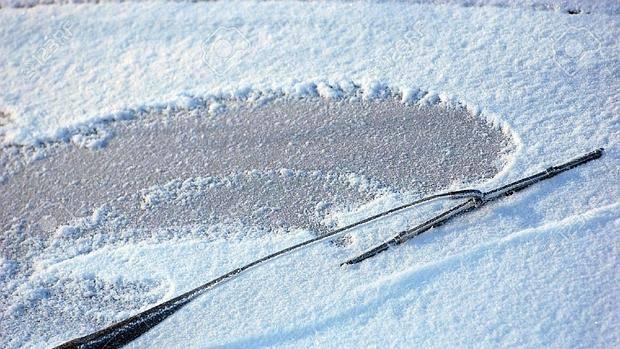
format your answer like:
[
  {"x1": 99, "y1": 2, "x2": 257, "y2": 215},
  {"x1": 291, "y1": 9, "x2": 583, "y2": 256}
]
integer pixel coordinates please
[{"x1": 0, "y1": 1, "x2": 618, "y2": 348}]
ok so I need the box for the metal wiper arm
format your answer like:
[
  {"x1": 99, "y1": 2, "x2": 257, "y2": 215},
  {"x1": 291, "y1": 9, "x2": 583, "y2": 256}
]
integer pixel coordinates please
[{"x1": 55, "y1": 190, "x2": 483, "y2": 348}]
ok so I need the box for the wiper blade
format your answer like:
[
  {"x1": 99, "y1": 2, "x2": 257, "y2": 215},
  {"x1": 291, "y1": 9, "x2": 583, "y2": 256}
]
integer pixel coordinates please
[
  {"x1": 342, "y1": 148, "x2": 603, "y2": 265},
  {"x1": 55, "y1": 148, "x2": 603, "y2": 349}
]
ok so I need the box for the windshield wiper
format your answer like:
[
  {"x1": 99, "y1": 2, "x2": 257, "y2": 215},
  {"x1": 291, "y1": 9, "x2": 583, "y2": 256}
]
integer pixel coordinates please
[
  {"x1": 343, "y1": 148, "x2": 603, "y2": 265},
  {"x1": 55, "y1": 148, "x2": 603, "y2": 349}
]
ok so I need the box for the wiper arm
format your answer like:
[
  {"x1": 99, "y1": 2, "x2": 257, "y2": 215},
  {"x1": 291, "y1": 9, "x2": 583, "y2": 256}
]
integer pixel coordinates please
[
  {"x1": 55, "y1": 191, "x2": 482, "y2": 349},
  {"x1": 55, "y1": 148, "x2": 603, "y2": 349}
]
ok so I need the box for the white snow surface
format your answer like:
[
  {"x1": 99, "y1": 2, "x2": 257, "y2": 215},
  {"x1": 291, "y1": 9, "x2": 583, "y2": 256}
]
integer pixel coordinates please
[
  {"x1": 1, "y1": 0, "x2": 620, "y2": 14},
  {"x1": 0, "y1": 1, "x2": 619, "y2": 348}
]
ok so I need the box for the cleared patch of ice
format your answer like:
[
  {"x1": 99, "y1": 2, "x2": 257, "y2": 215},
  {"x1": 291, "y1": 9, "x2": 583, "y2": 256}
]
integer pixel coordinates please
[
  {"x1": 0, "y1": 94, "x2": 511, "y2": 347},
  {"x1": 0, "y1": 95, "x2": 510, "y2": 240}
]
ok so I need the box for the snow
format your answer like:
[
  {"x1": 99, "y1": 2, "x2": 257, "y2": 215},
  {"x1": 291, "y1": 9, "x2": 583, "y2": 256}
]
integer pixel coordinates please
[
  {"x1": 0, "y1": 1, "x2": 618, "y2": 348},
  {"x1": 1, "y1": 1, "x2": 616, "y2": 148},
  {"x1": 2, "y1": 0, "x2": 620, "y2": 15}
]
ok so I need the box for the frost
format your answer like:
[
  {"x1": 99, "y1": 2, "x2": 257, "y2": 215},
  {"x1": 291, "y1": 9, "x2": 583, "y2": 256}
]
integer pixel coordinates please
[{"x1": 0, "y1": 1, "x2": 617, "y2": 348}]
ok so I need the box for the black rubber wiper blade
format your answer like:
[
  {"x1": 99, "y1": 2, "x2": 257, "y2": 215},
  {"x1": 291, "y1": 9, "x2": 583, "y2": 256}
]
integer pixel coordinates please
[
  {"x1": 342, "y1": 198, "x2": 480, "y2": 265},
  {"x1": 342, "y1": 148, "x2": 604, "y2": 265}
]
